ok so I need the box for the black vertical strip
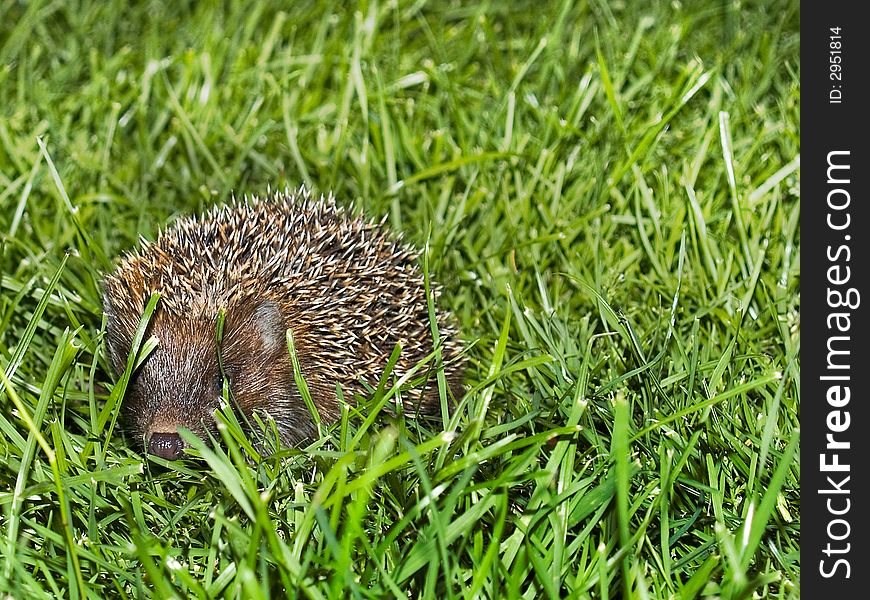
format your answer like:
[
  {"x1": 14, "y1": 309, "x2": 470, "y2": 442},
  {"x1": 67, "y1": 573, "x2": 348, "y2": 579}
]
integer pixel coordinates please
[{"x1": 802, "y1": 3, "x2": 868, "y2": 594}]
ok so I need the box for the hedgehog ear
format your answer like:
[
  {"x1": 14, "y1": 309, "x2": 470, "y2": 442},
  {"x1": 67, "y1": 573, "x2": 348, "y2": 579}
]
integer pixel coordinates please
[{"x1": 251, "y1": 300, "x2": 286, "y2": 353}]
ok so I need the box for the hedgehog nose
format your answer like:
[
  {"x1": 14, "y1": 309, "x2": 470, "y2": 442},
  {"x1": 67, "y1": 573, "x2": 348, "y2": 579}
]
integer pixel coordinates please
[{"x1": 148, "y1": 432, "x2": 185, "y2": 460}]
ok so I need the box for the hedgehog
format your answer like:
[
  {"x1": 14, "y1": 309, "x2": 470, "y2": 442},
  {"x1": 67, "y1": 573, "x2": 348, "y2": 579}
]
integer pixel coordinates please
[{"x1": 102, "y1": 187, "x2": 463, "y2": 460}]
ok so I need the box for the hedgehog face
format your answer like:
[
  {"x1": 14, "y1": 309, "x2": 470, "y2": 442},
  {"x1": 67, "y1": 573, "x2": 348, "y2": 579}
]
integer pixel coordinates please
[
  {"x1": 112, "y1": 311, "x2": 225, "y2": 459},
  {"x1": 105, "y1": 300, "x2": 299, "y2": 459}
]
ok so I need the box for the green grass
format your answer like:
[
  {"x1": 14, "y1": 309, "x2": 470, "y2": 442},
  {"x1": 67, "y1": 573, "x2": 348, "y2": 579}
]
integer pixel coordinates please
[{"x1": 0, "y1": 0, "x2": 799, "y2": 598}]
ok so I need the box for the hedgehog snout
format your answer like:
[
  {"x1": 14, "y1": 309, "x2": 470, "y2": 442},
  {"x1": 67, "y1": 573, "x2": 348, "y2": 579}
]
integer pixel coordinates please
[
  {"x1": 143, "y1": 407, "x2": 219, "y2": 459},
  {"x1": 141, "y1": 384, "x2": 222, "y2": 459},
  {"x1": 147, "y1": 431, "x2": 185, "y2": 460}
]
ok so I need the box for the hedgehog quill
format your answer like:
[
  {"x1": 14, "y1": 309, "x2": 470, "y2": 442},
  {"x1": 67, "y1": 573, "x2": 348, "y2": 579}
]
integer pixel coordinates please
[{"x1": 103, "y1": 187, "x2": 463, "y2": 459}]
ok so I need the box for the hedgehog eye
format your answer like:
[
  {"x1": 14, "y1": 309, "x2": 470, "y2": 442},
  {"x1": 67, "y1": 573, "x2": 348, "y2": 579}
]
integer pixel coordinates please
[
  {"x1": 215, "y1": 371, "x2": 229, "y2": 395},
  {"x1": 215, "y1": 365, "x2": 236, "y2": 396}
]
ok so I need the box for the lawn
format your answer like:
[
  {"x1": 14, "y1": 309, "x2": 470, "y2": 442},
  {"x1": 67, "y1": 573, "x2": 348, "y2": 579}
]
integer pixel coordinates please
[{"x1": 0, "y1": 0, "x2": 800, "y2": 598}]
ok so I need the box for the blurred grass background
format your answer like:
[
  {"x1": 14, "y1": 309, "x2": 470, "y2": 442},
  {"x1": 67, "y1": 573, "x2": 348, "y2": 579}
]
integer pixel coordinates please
[{"x1": 0, "y1": 0, "x2": 799, "y2": 598}]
